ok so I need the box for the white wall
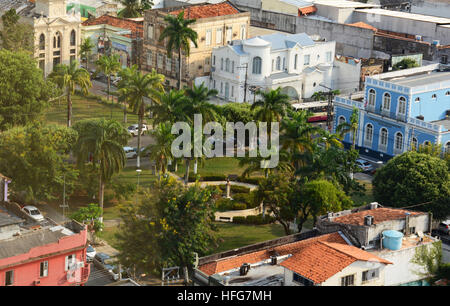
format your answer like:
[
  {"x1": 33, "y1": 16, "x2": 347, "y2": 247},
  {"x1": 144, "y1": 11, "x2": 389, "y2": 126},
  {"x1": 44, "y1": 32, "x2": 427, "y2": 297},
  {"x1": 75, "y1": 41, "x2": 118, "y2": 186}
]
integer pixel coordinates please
[{"x1": 332, "y1": 58, "x2": 361, "y2": 94}]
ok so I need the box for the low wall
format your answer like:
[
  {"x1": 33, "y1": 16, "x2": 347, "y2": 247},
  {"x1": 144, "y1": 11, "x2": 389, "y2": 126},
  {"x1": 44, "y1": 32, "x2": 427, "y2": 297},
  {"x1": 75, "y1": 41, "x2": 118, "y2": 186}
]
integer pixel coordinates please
[{"x1": 215, "y1": 204, "x2": 262, "y2": 222}]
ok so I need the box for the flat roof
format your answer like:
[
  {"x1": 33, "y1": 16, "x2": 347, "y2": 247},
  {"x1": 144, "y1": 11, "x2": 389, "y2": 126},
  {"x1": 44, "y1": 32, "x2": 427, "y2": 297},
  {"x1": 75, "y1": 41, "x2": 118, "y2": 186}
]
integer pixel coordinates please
[
  {"x1": 312, "y1": 0, "x2": 379, "y2": 8},
  {"x1": 355, "y1": 8, "x2": 450, "y2": 24},
  {"x1": 386, "y1": 71, "x2": 450, "y2": 87}
]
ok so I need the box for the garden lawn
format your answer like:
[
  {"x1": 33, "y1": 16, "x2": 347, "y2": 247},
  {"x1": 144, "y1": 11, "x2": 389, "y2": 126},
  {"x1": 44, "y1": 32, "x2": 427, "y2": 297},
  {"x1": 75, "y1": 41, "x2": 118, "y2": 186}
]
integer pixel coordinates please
[
  {"x1": 45, "y1": 94, "x2": 140, "y2": 127},
  {"x1": 211, "y1": 222, "x2": 285, "y2": 254}
]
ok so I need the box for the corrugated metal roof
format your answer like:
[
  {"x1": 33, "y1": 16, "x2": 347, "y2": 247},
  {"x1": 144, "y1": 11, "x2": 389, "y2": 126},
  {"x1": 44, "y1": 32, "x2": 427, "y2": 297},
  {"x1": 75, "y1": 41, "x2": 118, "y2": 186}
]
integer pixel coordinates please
[
  {"x1": 260, "y1": 32, "x2": 315, "y2": 50},
  {"x1": 279, "y1": 0, "x2": 313, "y2": 8}
]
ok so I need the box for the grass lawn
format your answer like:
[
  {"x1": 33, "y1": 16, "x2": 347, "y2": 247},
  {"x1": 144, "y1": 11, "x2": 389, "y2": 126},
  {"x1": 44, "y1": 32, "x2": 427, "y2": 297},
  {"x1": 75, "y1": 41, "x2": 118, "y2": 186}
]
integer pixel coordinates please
[
  {"x1": 351, "y1": 180, "x2": 375, "y2": 206},
  {"x1": 45, "y1": 94, "x2": 140, "y2": 127},
  {"x1": 96, "y1": 226, "x2": 120, "y2": 248},
  {"x1": 211, "y1": 222, "x2": 286, "y2": 254}
]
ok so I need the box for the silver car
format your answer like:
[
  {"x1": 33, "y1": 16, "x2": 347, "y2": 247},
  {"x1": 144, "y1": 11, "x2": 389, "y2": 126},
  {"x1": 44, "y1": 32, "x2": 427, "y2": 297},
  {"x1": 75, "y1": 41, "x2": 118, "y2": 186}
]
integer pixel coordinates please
[
  {"x1": 438, "y1": 221, "x2": 450, "y2": 234},
  {"x1": 22, "y1": 205, "x2": 45, "y2": 222}
]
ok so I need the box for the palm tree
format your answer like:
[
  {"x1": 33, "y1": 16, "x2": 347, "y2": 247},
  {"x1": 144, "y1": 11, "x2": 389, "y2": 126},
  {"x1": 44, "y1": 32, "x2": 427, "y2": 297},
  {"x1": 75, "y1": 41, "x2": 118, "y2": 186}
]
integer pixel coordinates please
[
  {"x1": 146, "y1": 122, "x2": 175, "y2": 180},
  {"x1": 336, "y1": 107, "x2": 359, "y2": 149},
  {"x1": 117, "y1": 0, "x2": 153, "y2": 18},
  {"x1": 95, "y1": 54, "x2": 121, "y2": 102},
  {"x1": 159, "y1": 10, "x2": 198, "y2": 89},
  {"x1": 73, "y1": 118, "x2": 128, "y2": 223},
  {"x1": 117, "y1": 65, "x2": 139, "y2": 123},
  {"x1": 150, "y1": 89, "x2": 188, "y2": 125},
  {"x1": 318, "y1": 129, "x2": 343, "y2": 150},
  {"x1": 48, "y1": 60, "x2": 92, "y2": 127},
  {"x1": 79, "y1": 37, "x2": 95, "y2": 71},
  {"x1": 127, "y1": 68, "x2": 165, "y2": 168}
]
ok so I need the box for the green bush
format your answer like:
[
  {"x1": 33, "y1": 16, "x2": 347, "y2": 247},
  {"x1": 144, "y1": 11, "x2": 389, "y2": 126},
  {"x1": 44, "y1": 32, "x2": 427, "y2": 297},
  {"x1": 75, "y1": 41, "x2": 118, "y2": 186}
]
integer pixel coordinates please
[
  {"x1": 111, "y1": 181, "x2": 137, "y2": 201},
  {"x1": 230, "y1": 185, "x2": 250, "y2": 194},
  {"x1": 215, "y1": 198, "x2": 233, "y2": 211},
  {"x1": 237, "y1": 177, "x2": 264, "y2": 185},
  {"x1": 232, "y1": 214, "x2": 275, "y2": 225},
  {"x1": 232, "y1": 216, "x2": 246, "y2": 224},
  {"x1": 232, "y1": 202, "x2": 247, "y2": 210}
]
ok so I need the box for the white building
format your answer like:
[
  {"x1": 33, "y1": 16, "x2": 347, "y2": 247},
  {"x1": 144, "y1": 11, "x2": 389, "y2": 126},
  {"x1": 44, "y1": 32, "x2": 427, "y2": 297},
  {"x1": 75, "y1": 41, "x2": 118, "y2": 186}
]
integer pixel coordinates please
[{"x1": 204, "y1": 32, "x2": 337, "y2": 103}]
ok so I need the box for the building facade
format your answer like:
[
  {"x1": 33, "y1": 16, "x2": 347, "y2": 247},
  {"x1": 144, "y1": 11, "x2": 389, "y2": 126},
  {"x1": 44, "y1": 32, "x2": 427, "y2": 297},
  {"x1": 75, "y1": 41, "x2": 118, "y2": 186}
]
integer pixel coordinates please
[
  {"x1": 142, "y1": 1, "x2": 251, "y2": 88},
  {"x1": 205, "y1": 32, "x2": 336, "y2": 103},
  {"x1": 333, "y1": 64, "x2": 450, "y2": 161}
]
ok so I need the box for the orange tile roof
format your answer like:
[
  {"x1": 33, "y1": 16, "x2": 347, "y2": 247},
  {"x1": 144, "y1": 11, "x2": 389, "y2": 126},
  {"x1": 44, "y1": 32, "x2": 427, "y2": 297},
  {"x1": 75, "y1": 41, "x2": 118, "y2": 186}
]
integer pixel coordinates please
[
  {"x1": 299, "y1": 6, "x2": 317, "y2": 15},
  {"x1": 168, "y1": 2, "x2": 240, "y2": 19},
  {"x1": 82, "y1": 15, "x2": 143, "y2": 37},
  {"x1": 332, "y1": 207, "x2": 424, "y2": 226},
  {"x1": 347, "y1": 21, "x2": 378, "y2": 32}
]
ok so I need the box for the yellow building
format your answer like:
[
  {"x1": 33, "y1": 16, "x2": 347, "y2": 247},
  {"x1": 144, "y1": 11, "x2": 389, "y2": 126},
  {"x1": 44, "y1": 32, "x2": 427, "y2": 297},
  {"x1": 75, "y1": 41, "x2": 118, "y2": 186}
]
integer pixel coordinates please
[{"x1": 142, "y1": 1, "x2": 250, "y2": 88}]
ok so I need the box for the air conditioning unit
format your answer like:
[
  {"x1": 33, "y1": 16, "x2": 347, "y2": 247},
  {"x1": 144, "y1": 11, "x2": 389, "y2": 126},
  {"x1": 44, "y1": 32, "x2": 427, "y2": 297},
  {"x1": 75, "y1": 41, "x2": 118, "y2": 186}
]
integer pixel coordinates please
[{"x1": 432, "y1": 40, "x2": 440, "y2": 46}]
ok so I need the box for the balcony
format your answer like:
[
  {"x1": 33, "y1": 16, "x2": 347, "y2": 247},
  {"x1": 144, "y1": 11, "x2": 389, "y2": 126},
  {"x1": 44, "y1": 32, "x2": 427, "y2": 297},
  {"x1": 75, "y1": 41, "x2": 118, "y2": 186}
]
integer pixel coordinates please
[{"x1": 364, "y1": 106, "x2": 407, "y2": 122}]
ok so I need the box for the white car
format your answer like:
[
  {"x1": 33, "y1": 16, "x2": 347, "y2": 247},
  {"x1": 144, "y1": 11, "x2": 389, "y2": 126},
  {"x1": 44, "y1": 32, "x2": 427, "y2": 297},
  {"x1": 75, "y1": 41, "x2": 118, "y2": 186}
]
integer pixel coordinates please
[
  {"x1": 22, "y1": 205, "x2": 45, "y2": 222},
  {"x1": 86, "y1": 245, "x2": 96, "y2": 262},
  {"x1": 356, "y1": 159, "x2": 374, "y2": 173},
  {"x1": 127, "y1": 124, "x2": 148, "y2": 136},
  {"x1": 123, "y1": 146, "x2": 137, "y2": 159}
]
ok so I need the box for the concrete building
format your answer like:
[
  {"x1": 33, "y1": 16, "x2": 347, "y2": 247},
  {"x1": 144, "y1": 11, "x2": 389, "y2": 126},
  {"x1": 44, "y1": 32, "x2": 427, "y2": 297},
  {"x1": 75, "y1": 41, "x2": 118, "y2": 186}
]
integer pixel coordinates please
[
  {"x1": 0, "y1": 201, "x2": 90, "y2": 286},
  {"x1": 81, "y1": 14, "x2": 143, "y2": 68},
  {"x1": 261, "y1": 0, "x2": 316, "y2": 17},
  {"x1": 142, "y1": 1, "x2": 251, "y2": 88},
  {"x1": 333, "y1": 64, "x2": 450, "y2": 161},
  {"x1": 67, "y1": 0, "x2": 120, "y2": 19},
  {"x1": 204, "y1": 32, "x2": 338, "y2": 103}
]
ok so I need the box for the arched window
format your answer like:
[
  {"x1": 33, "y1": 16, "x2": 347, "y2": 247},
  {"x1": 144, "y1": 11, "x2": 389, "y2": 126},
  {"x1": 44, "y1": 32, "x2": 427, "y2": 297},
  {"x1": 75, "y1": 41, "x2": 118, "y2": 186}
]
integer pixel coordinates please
[
  {"x1": 415, "y1": 97, "x2": 420, "y2": 103},
  {"x1": 446, "y1": 91, "x2": 450, "y2": 96},
  {"x1": 395, "y1": 132, "x2": 403, "y2": 152},
  {"x1": 70, "y1": 30, "x2": 76, "y2": 46},
  {"x1": 424, "y1": 140, "x2": 431, "y2": 147},
  {"x1": 276, "y1": 56, "x2": 280, "y2": 70},
  {"x1": 338, "y1": 116, "x2": 346, "y2": 126},
  {"x1": 365, "y1": 124, "x2": 373, "y2": 145},
  {"x1": 39, "y1": 34, "x2": 45, "y2": 50},
  {"x1": 383, "y1": 93, "x2": 391, "y2": 111},
  {"x1": 368, "y1": 89, "x2": 375, "y2": 107},
  {"x1": 431, "y1": 94, "x2": 437, "y2": 100},
  {"x1": 252, "y1": 57, "x2": 262, "y2": 74},
  {"x1": 225, "y1": 58, "x2": 230, "y2": 72},
  {"x1": 379, "y1": 128, "x2": 388, "y2": 150},
  {"x1": 53, "y1": 32, "x2": 61, "y2": 48},
  {"x1": 446, "y1": 142, "x2": 450, "y2": 154},
  {"x1": 398, "y1": 96, "x2": 406, "y2": 115},
  {"x1": 411, "y1": 137, "x2": 418, "y2": 151}
]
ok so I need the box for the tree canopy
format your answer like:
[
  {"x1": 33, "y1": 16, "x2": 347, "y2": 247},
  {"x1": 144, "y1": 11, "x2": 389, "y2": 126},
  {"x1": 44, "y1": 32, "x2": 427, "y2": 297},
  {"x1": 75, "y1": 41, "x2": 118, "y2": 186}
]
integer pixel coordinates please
[{"x1": 0, "y1": 9, "x2": 34, "y2": 52}]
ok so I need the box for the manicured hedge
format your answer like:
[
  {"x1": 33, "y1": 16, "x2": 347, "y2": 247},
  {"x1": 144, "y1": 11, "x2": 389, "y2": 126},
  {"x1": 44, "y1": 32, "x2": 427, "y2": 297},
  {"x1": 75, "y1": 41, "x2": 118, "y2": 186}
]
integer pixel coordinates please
[
  {"x1": 237, "y1": 177, "x2": 264, "y2": 185},
  {"x1": 232, "y1": 214, "x2": 275, "y2": 225}
]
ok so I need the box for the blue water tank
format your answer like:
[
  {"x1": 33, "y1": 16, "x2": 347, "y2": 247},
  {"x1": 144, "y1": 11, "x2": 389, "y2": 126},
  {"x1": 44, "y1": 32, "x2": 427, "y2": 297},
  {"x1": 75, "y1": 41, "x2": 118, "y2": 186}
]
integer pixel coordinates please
[{"x1": 382, "y1": 230, "x2": 403, "y2": 250}]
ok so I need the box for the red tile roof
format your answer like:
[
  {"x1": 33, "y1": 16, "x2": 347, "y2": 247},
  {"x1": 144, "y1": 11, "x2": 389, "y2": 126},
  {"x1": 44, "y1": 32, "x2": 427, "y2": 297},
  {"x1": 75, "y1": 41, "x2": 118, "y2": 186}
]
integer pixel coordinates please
[
  {"x1": 82, "y1": 15, "x2": 143, "y2": 37},
  {"x1": 347, "y1": 21, "x2": 378, "y2": 32},
  {"x1": 168, "y1": 2, "x2": 240, "y2": 19},
  {"x1": 299, "y1": 6, "x2": 317, "y2": 15},
  {"x1": 332, "y1": 207, "x2": 424, "y2": 226}
]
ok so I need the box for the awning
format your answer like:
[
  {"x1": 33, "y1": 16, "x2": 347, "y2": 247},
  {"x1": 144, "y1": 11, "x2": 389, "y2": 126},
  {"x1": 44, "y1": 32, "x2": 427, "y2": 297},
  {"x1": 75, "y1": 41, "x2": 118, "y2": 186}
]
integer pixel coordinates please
[{"x1": 299, "y1": 6, "x2": 317, "y2": 16}]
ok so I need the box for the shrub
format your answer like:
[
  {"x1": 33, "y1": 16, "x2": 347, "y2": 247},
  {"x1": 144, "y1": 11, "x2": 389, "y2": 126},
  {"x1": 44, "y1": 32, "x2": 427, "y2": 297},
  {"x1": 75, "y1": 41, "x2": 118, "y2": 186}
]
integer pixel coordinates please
[
  {"x1": 230, "y1": 185, "x2": 250, "y2": 194},
  {"x1": 215, "y1": 197, "x2": 233, "y2": 211},
  {"x1": 237, "y1": 176, "x2": 263, "y2": 185},
  {"x1": 232, "y1": 202, "x2": 247, "y2": 210},
  {"x1": 232, "y1": 214, "x2": 275, "y2": 225},
  {"x1": 232, "y1": 216, "x2": 246, "y2": 224},
  {"x1": 111, "y1": 181, "x2": 137, "y2": 201}
]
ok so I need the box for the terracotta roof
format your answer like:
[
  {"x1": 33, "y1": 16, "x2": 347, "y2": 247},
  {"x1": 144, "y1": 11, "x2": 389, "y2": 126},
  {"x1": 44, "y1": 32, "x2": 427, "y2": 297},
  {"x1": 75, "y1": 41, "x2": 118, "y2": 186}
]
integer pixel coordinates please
[
  {"x1": 347, "y1": 22, "x2": 378, "y2": 32},
  {"x1": 332, "y1": 207, "x2": 424, "y2": 226},
  {"x1": 82, "y1": 15, "x2": 143, "y2": 37},
  {"x1": 168, "y1": 2, "x2": 240, "y2": 19},
  {"x1": 299, "y1": 6, "x2": 317, "y2": 15}
]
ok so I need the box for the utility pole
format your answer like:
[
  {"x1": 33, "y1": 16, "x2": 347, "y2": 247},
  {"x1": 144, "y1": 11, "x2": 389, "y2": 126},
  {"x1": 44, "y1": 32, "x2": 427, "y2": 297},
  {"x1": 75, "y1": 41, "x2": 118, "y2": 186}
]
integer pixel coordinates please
[
  {"x1": 237, "y1": 63, "x2": 249, "y2": 103},
  {"x1": 319, "y1": 84, "x2": 334, "y2": 131}
]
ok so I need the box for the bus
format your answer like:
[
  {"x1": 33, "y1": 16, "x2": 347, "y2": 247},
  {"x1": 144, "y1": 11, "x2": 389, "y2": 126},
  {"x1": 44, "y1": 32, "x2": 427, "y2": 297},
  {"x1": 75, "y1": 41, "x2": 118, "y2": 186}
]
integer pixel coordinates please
[{"x1": 292, "y1": 101, "x2": 329, "y2": 123}]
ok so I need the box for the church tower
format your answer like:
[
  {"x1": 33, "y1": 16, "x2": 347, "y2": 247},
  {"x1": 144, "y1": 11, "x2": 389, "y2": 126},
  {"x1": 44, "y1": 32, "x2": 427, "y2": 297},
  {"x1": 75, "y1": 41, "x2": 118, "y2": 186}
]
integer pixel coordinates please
[{"x1": 35, "y1": 0, "x2": 67, "y2": 18}]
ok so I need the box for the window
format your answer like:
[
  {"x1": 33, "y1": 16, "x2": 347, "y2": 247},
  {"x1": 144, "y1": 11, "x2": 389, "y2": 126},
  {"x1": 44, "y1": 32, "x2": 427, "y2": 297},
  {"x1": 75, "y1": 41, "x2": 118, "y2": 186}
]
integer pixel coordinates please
[
  {"x1": 338, "y1": 116, "x2": 346, "y2": 126},
  {"x1": 220, "y1": 82, "x2": 223, "y2": 94},
  {"x1": 293, "y1": 273, "x2": 314, "y2": 286},
  {"x1": 383, "y1": 93, "x2": 391, "y2": 111},
  {"x1": 252, "y1": 57, "x2": 262, "y2": 74},
  {"x1": 53, "y1": 32, "x2": 61, "y2": 49},
  {"x1": 231, "y1": 86, "x2": 234, "y2": 97},
  {"x1": 213, "y1": 80, "x2": 216, "y2": 89},
  {"x1": 232, "y1": 61, "x2": 235, "y2": 73},
  {"x1": 70, "y1": 30, "x2": 76, "y2": 46},
  {"x1": 147, "y1": 24, "x2": 154, "y2": 39},
  {"x1": 166, "y1": 57, "x2": 171, "y2": 71},
  {"x1": 424, "y1": 140, "x2": 431, "y2": 147},
  {"x1": 304, "y1": 54, "x2": 310, "y2": 66},
  {"x1": 205, "y1": 29, "x2": 211, "y2": 46},
  {"x1": 221, "y1": 58, "x2": 224, "y2": 70},
  {"x1": 276, "y1": 56, "x2": 281, "y2": 70},
  {"x1": 398, "y1": 97, "x2": 406, "y2": 115},
  {"x1": 240, "y1": 24, "x2": 246, "y2": 39},
  {"x1": 365, "y1": 124, "x2": 373, "y2": 145},
  {"x1": 5, "y1": 270, "x2": 14, "y2": 286},
  {"x1": 294, "y1": 54, "x2": 298, "y2": 69},
  {"x1": 379, "y1": 128, "x2": 388, "y2": 149},
  {"x1": 39, "y1": 59, "x2": 45, "y2": 71},
  {"x1": 272, "y1": 59, "x2": 274, "y2": 71},
  {"x1": 395, "y1": 132, "x2": 403, "y2": 152},
  {"x1": 341, "y1": 274, "x2": 354, "y2": 286},
  {"x1": 226, "y1": 27, "x2": 232, "y2": 44},
  {"x1": 39, "y1": 34, "x2": 45, "y2": 50},
  {"x1": 65, "y1": 254, "x2": 76, "y2": 271},
  {"x1": 431, "y1": 94, "x2": 437, "y2": 100},
  {"x1": 362, "y1": 268, "x2": 379, "y2": 282},
  {"x1": 282, "y1": 57, "x2": 286, "y2": 70},
  {"x1": 446, "y1": 91, "x2": 450, "y2": 96},
  {"x1": 40, "y1": 261, "x2": 49, "y2": 278},
  {"x1": 411, "y1": 137, "x2": 418, "y2": 151},
  {"x1": 368, "y1": 89, "x2": 376, "y2": 107},
  {"x1": 445, "y1": 142, "x2": 450, "y2": 154},
  {"x1": 213, "y1": 55, "x2": 216, "y2": 66},
  {"x1": 225, "y1": 58, "x2": 230, "y2": 72},
  {"x1": 147, "y1": 51, "x2": 153, "y2": 66},
  {"x1": 157, "y1": 54, "x2": 163, "y2": 69},
  {"x1": 415, "y1": 97, "x2": 420, "y2": 103},
  {"x1": 216, "y1": 28, "x2": 222, "y2": 44},
  {"x1": 326, "y1": 51, "x2": 332, "y2": 62},
  {"x1": 441, "y1": 55, "x2": 448, "y2": 64}
]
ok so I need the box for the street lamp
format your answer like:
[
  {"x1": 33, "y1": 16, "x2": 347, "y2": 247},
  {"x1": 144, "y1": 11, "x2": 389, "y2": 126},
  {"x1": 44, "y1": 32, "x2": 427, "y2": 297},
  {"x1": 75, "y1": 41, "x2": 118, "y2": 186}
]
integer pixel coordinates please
[{"x1": 135, "y1": 169, "x2": 142, "y2": 205}]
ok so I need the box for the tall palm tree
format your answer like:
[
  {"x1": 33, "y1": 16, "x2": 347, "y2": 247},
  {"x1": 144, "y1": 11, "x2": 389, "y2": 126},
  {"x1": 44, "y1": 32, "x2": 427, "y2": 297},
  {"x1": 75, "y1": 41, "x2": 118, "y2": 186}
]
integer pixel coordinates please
[
  {"x1": 117, "y1": 0, "x2": 153, "y2": 18},
  {"x1": 73, "y1": 118, "x2": 128, "y2": 223},
  {"x1": 150, "y1": 89, "x2": 188, "y2": 125},
  {"x1": 117, "y1": 65, "x2": 139, "y2": 123},
  {"x1": 127, "y1": 68, "x2": 165, "y2": 168},
  {"x1": 146, "y1": 122, "x2": 175, "y2": 180},
  {"x1": 336, "y1": 107, "x2": 359, "y2": 149},
  {"x1": 159, "y1": 10, "x2": 198, "y2": 89},
  {"x1": 48, "y1": 60, "x2": 92, "y2": 127},
  {"x1": 79, "y1": 37, "x2": 95, "y2": 71},
  {"x1": 95, "y1": 54, "x2": 121, "y2": 102}
]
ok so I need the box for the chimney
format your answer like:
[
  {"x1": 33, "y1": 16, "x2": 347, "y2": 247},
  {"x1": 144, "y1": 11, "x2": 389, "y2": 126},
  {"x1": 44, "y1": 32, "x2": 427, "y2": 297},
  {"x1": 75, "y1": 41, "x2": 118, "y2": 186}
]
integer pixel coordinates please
[
  {"x1": 327, "y1": 212, "x2": 333, "y2": 221},
  {"x1": 270, "y1": 256, "x2": 277, "y2": 265},
  {"x1": 370, "y1": 202, "x2": 378, "y2": 210},
  {"x1": 364, "y1": 215, "x2": 374, "y2": 226}
]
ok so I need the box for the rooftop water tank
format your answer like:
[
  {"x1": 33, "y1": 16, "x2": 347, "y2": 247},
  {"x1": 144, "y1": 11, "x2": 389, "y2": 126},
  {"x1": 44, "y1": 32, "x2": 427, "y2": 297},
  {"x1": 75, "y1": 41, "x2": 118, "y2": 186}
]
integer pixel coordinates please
[{"x1": 382, "y1": 230, "x2": 403, "y2": 251}]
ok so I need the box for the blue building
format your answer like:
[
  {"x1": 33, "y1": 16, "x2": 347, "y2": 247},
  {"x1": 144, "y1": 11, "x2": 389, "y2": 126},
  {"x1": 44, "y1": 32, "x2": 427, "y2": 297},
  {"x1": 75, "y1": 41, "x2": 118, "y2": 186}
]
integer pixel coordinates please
[{"x1": 333, "y1": 65, "x2": 450, "y2": 161}]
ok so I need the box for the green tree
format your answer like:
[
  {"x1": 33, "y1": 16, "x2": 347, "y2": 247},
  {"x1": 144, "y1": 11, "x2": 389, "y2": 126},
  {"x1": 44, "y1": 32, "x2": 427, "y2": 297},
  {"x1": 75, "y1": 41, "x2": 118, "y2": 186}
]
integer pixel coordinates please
[
  {"x1": 0, "y1": 123, "x2": 78, "y2": 202},
  {"x1": 73, "y1": 118, "x2": 129, "y2": 223},
  {"x1": 393, "y1": 58, "x2": 419, "y2": 71},
  {"x1": 79, "y1": 37, "x2": 95, "y2": 71},
  {"x1": 115, "y1": 177, "x2": 218, "y2": 282},
  {"x1": 146, "y1": 122, "x2": 175, "y2": 179},
  {"x1": 48, "y1": 60, "x2": 92, "y2": 127},
  {"x1": 150, "y1": 89, "x2": 188, "y2": 125},
  {"x1": 336, "y1": 107, "x2": 359, "y2": 149},
  {"x1": 411, "y1": 241, "x2": 442, "y2": 282},
  {"x1": 95, "y1": 54, "x2": 121, "y2": 102},
  {"x1": 217, "y1": 102, "x2": 254, "y2": 124},
  {"x1": 0, "y1": 50, "x2": 54, "y2": 131},
  {"x1": 159, "y1": 11, "x2": 198, "y2": 90},
  {"x1": 126, "y1": 69, "x2": 165, "y2": 168},
  {"x1": 117, "y1": 0, "x2": 153, "y2": 18},
  {"x1": 117, "y1": 65, "x2": 139, "y2": 124},
  {"x1": 70, "y1": 203, "x2": 104, "y2": 243},
  {"x1": 373, "y1": 151, "x2": 450, "y2": 220},
  {"x1": 0, "y1": 9, "x2": 34, "y2": 52}
]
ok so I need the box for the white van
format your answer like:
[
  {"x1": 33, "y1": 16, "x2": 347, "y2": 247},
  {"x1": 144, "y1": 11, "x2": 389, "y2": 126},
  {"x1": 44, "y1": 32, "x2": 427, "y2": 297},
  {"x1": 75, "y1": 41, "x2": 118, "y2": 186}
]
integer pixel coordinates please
[{"x1": 123, "y1": 146, "x2": 137, "y2": 159}]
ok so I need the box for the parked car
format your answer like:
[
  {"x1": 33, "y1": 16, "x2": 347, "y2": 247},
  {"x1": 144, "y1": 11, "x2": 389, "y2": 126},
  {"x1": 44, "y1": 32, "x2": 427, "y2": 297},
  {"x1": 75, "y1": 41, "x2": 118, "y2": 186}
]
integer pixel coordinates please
[
  {"x1": 86, "y1": 245, "x2": 96, "y2": 262},
  {"x1": 355, "y1": 159, "x2": 374, "y2": 173},
  {"x1": 109, "y1": 264, "x2": 130, "y2": 281},
  {"x1": 127, "y1": 124, "x2": 148, "y2": 136},
  {"x1": 22, "y1": 205, "x2": 45, "y2": 222},
  {"x1": 124, "y1": 146, "x2": 137, "y2": 159},
  {"x1": 438, "y1": 220, "x2": 450, "y2": 235},
  {"x1": 93, "y1": 253, "x2": 114, "y2": 271}
]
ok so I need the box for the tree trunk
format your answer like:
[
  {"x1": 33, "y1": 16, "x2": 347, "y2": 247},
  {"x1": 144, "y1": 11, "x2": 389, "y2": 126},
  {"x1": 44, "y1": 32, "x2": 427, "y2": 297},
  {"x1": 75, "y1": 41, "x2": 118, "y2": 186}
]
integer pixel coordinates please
[
  {"x1": 98, "y1": 176, "x2": 104, "y2": 226},
  {"x1": 183, "y1": 266, "x2": 189, "y2": 285},
  {"x1": 174, "y1": 159, "x2": 178, "y2": 172},
  {"x1": 178, "y1": 48, "x2": 182, "y2": 90},
  {"x1": 107, "y1": 75, "x2": 111, "y2": 102},
  {"x1": 184, "y1": 158, "x2": 190, "y2": 185},
  {"x1": 193, "y1": 159, "x2": 198, "y2": 175},
  {"x1": 123, "y1": 101, "x2": 127, "y2": 124},
  {"x1": 67, "y1": 88, "x2": 72, "y2": 128},
  {"x1": 137, "y1": 104, "x2": 143, "y2": 169}
]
